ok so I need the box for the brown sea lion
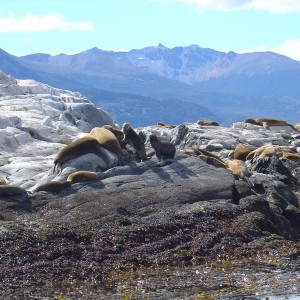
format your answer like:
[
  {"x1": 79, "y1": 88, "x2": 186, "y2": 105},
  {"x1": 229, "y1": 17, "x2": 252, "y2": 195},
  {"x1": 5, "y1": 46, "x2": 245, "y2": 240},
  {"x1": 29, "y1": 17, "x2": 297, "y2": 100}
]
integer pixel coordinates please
[
  {"x1": 258, "y1": 145, "x2": 282, "y2": 159},
  {"x1": 54, "y1": 136, "x2": 105, "y2": 173},
  {"x1": 198, "y1": 155, "x2": 227, "y2": 169},
  {"x1": 180, "y1": 147, "x2": 224, "y2": 164},
  {"x1": 0, "y1": 185, "x2": 28, "y2": 197},
  {"x1": 155, "y1": 122, "x2": 176, "y2": 129},
  {"x1": 122, "y1": 123, "x2": 147, "y2": 161},
  {"x1": 246, "y1": 145, "x2": 270, "y2": 160},
  {"x1": 89, "y1": 127, "x2": 127, "y2": 156},
  {"x1": 245, "y1": 118, "x2": 296, "y2": 131},
  {"x1": 226, "y1": 159, "x2": 253, "y2": 186},
  {"x1": 34, "y1": 180, "x2": 72, "y2": 193},
  {"x1": 0, "y1": 177, "x2": 6, "y2": 185},
  {"x1": 294, "y1": 124, "x2": 300, "y2": 132},
  {"x1": 246, "y1": 145, "x2": 282, "y2": 160},
  {"x1": 280, "y1": 151, "x2": 300, "y2": 163},
  {"x1": 149, "y1": 134, "x2": 176, "y2": 160},
  {"x1": 228, "y1": 144, "x2": 255, "y2": 161},
  {"x1": 102, "y1": 125, "x2": 125, "y2": 142},
  {"x1": 197, "y1": 120, "x2": 219, "y2": 126},
  {"x1": 180, "y1": 147, "x2": 203, "y2": 156},
  {"x1": 67, "y1": 171, "x2": 98, "y2": 183},
  {"x1": 165, "y1": 125, "x2": 177, "y2": 129}
]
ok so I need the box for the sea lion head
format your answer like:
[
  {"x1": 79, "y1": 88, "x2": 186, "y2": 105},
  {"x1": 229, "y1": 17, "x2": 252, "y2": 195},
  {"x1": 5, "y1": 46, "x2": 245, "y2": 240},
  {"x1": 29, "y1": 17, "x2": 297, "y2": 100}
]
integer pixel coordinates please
[
  {"x1": 149, "y1": 134, "x2": 159, "y2": 144},
  {"x1": 244, "y1": 118, "x2": 257, "y2": 125},
  {"x1": 122, "y1": 123, "x2": 131, "y2": 132}
]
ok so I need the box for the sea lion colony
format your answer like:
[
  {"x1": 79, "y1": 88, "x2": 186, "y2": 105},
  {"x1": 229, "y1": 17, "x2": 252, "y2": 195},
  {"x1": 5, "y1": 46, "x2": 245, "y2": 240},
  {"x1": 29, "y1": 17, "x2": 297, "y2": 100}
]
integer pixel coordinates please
[{"x1": 6, "y1": 118, "x2": 300, "y2": 196}]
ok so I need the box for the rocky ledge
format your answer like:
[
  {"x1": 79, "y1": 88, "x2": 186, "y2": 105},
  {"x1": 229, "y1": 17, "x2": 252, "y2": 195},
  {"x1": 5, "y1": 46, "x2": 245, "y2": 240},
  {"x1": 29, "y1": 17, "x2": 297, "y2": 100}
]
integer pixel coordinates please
[{"x1": 0, "y1": 72, "x2": 300, "y2": 299}]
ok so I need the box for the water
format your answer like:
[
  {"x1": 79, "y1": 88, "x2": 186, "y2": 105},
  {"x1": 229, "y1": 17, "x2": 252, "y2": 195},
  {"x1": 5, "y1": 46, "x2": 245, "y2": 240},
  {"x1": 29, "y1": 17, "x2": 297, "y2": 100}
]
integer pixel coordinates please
[
  {"x1": 2, "y1": 252, "x2": 299, "y2": 299},
  {"x1": 102, "y1": 255, "x2": 300, "y2": 299}
]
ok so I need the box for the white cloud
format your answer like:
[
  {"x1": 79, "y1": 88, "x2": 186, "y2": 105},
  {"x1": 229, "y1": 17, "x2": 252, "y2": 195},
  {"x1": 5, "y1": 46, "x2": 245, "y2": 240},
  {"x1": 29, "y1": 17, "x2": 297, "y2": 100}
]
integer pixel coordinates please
[
  {"x1": 167, "y1": 0, "x2": 300, "y2": 13},
  {"x1": 235, "y1": 39, "x2": 300, "y2": 61},
  {"x1": 0, "y1": 13, "x2": 94, "y2": 33},
  {"x1": 177, "y1": 0, "x2": 250, "y2": 11},
  {"x1": 272, "y1": 39, "x2": 300, "y2": 61}
]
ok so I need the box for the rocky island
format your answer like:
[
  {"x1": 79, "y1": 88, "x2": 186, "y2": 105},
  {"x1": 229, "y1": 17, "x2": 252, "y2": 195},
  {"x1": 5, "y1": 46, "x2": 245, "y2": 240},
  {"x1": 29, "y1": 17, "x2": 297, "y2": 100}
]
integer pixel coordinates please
[{"x1": 0, "y1": 72, "x2": 299, "y2": 299}]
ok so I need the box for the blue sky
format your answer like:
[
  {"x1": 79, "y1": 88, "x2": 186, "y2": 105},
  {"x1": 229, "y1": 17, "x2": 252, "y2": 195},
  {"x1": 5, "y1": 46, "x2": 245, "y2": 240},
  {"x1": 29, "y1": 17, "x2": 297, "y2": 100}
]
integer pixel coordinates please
[{"x1": 1, "y1": 0, "x2": 300, "y2": 61}]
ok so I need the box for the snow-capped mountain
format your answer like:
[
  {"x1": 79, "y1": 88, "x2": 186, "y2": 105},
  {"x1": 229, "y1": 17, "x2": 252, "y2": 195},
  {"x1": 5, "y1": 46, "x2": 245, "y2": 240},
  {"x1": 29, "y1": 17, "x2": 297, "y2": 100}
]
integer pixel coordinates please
[{"x1": 1, "y1": 45, "x2": 300, "y2": 126}]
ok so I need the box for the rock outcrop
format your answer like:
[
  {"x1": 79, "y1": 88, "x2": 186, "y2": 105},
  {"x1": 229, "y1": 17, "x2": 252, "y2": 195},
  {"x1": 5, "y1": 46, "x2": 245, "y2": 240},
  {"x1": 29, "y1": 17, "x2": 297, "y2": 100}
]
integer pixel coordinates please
[
  {"x1": 0, "y1": 71, "x2": 114, "y2": 189},
  {"x1": 0, "y1": 72, "x2": 300, "y2": 299}
]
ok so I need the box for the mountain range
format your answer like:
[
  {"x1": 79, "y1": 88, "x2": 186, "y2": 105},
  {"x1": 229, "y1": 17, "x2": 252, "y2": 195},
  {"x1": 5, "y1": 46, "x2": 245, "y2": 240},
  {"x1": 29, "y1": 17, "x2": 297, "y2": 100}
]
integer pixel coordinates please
[{"x1": 1, "y1": 44, "x2": 300, "y2": 127}]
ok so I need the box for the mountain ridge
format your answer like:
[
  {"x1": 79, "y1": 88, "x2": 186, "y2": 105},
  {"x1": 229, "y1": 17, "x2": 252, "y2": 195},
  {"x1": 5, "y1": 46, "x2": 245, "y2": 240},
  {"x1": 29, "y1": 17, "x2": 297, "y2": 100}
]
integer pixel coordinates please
[{"x1": 1, "y1": 45, "x2": 300, "y2": 126}]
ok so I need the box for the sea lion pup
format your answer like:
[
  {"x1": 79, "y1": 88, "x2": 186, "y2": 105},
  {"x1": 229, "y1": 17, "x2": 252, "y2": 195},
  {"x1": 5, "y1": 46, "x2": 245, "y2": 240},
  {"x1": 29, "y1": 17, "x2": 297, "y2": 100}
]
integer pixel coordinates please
[
  {"x1": 149, "y1": 134, "x2": 176, "y2": 160},
  {"x1": 228, "y1": 144, "x2": 254, "y2": 161},
  {"x1": 198, "y1": 155, "x2": 227, "y2": 169},
  {"x1": 67, "y1": 171, "x2": 98, "y2": 183},
  {"x1": 34, "y1": 180, "x2": 72, "y2": 193},
  {"x1": 122, "y1": 123, "x2": 147, "y2": 161},
  {"x1": 225, "y1": 159, "x2": 253, "y2": 187},
  {"x1": 0, "y1": 177, "x2": 6, "y2": 185},
  {"x1": 54, "y1": 136, "x2": 106, "y2": 174},
  {"x1": 197, "y1": 120, "x2": 219, "y2": 126},
  {"x1": 102, "y1": 125, "x2": 125, "y2": 142},
  {"x1": 0, "y1": 185, "x2": 28, "y2": 198},
  {"x1": 89, "y1": 127, "x2": 127, "y2": 156},
  {"x1": 245, "y1": 118, "x2": 297, "y2": 131}
]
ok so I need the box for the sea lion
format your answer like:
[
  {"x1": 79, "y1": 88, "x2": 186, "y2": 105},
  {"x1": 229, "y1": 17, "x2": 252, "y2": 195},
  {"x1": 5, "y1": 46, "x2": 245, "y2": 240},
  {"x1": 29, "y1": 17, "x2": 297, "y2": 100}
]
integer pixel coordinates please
[
  {"x1": 102, "y1": 125, "x2": 125, "y2": 142},
  {"x1": 165, "y1": 124, "x2": 177, "y2": 129},
  {"x1": 280, "y1": 151, "x2": 300, "y2": 163},
  {"x1": 246, "y1": 145, "x2": 282, "y2": 160},
  {"x1": 228, "y1": 144, "x2": 254, "y2": 161},
  {"x1": 54, "y1": 136, "x2": 106, "y2": 173},
  {"x1": 198, "y1": 155, "x2": 227, "y2": 169},
  {"x1": 122, "y1": 123, "x2": 147, "y2": 161},
  {"x1": 155, "y1": 122, "x2": 176, "y2": 129},
  {"x1": 0, "y1": 177, "x2": 6, "y2": 185},
  {"x1": 246, "y1": 145, "x2": 270, "y2": 160},
  {"x1": 197, "y1": 120, "x2": 219, "y2": 126},
  {"x1": 0, "y1": 185, "x2": 28, "y2": 197},
  {"x1": 67, "y1": 171, "x2": 98, "y2": 183},
  {"x1": 225, "y1": 159, "x2": 253, "y2": 186},
  {"x1": 89, "y1": 127, "x2": 127, "y2": 156},
  {"x1": 180, "y1": 147, "x2": 203, "y2": 156},
  {"x1": 258, "y1": 145, "x2": 282, "y2": 159},
  {"x1": 180, "y1": 147, "x2": 225, "y2": 164},
  {"x1": 245, "y1": 118, "x2": 296, "y2": 131},
  {"x1": 294, "y1": 124, "x2": 300, "y2": 132},
  {"x1": 149, "y1": 134, "x2": 176, "y2": 160},
  {"x1": 34, "y1": 180, "x2": 72, "y2": 193}
]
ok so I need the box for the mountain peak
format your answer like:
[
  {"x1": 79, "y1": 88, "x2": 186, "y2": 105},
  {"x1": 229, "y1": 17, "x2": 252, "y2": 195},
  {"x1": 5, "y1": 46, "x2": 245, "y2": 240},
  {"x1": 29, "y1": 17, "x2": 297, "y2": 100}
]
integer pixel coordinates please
[
  {"x1": 157, "y1": 43, "x2": 167, "y2": 49},
  {"x1": 83, "y1": 47, "x2": 105, "y2": 55}
]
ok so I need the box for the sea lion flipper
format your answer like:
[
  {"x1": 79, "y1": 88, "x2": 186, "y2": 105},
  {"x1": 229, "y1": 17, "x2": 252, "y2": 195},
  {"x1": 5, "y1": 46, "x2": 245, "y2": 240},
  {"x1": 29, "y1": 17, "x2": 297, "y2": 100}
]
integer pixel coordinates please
[{"x1": 245, "y1": 176, "x2": 254, "y2": 187}]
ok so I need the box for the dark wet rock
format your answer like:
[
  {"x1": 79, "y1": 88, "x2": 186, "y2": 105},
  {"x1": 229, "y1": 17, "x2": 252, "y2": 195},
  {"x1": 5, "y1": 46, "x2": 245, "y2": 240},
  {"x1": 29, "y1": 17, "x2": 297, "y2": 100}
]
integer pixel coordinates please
[{"x1": 1, "y1": 152, "x2": 300, "y2": 300}]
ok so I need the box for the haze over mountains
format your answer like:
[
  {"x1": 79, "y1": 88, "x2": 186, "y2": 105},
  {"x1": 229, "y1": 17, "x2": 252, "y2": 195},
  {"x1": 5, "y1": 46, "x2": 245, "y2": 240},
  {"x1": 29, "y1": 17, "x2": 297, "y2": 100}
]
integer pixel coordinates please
[{"x1": 1, "y1": 44, "x2": 300, "y2": 127}]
